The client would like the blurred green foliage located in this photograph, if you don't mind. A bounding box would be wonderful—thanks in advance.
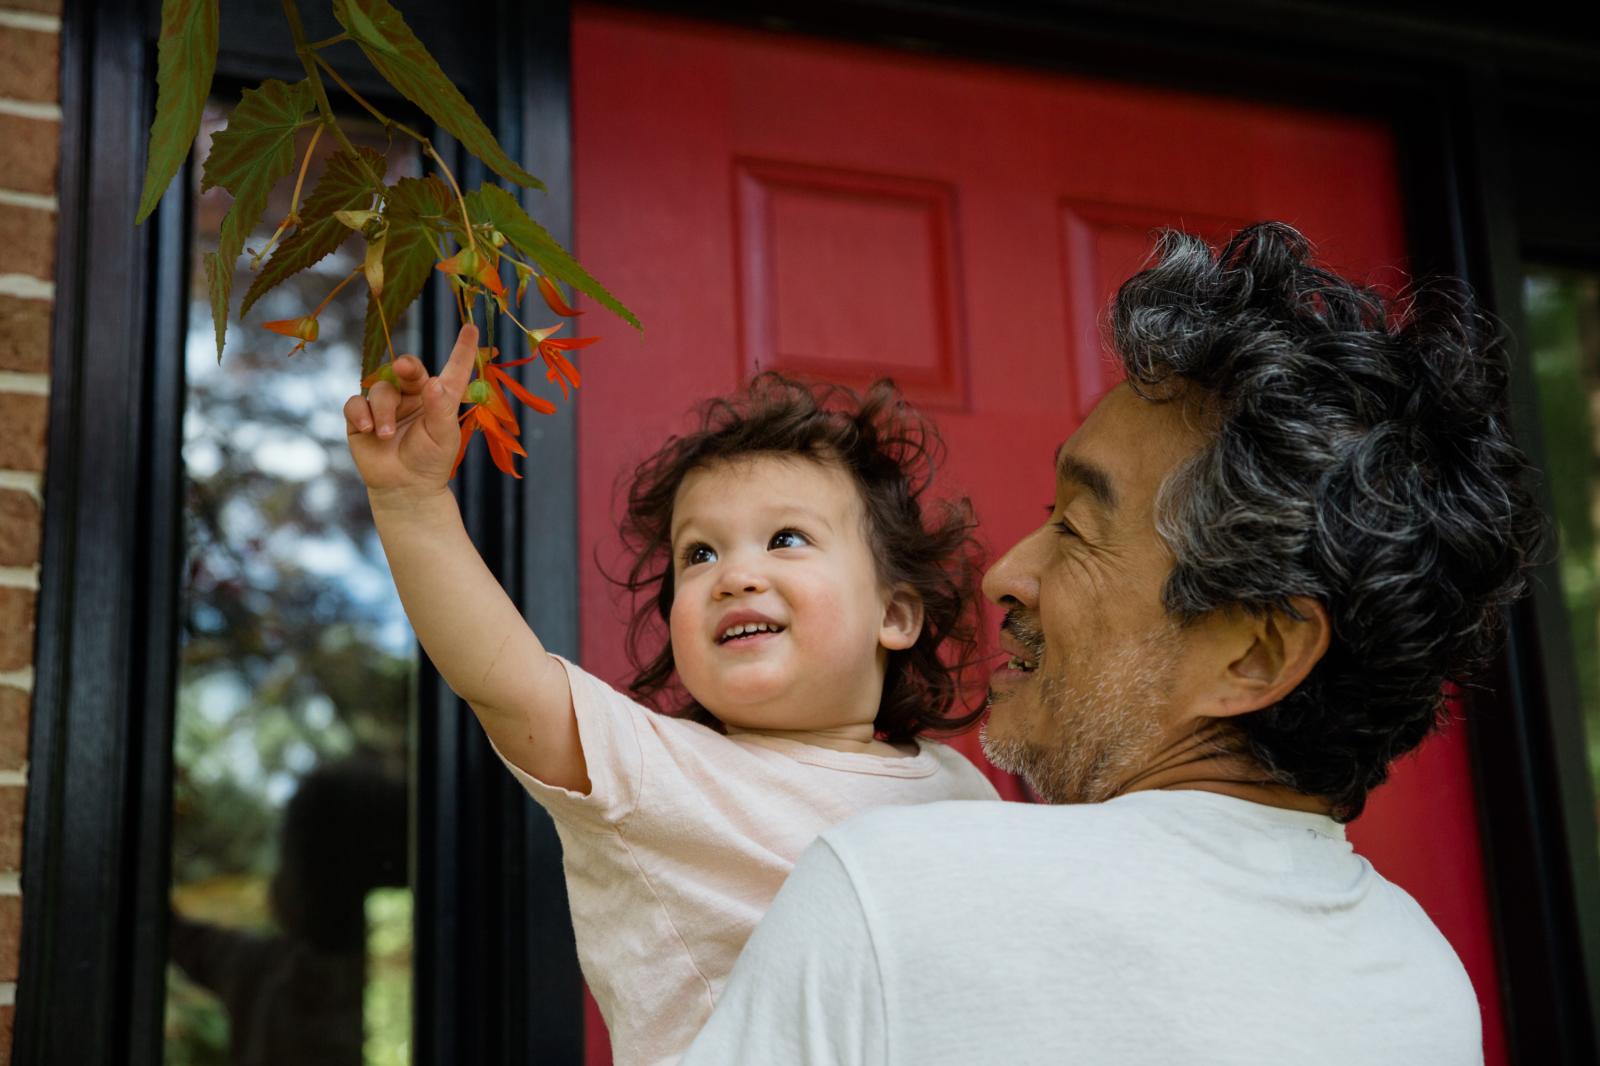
[1526,268,1600,845]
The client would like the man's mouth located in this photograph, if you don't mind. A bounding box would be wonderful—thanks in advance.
[999,610,1045,673]
[717,621,787,644]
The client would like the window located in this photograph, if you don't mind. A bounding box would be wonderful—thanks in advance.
[1524,265,1600,864]
[164,105,420,1065]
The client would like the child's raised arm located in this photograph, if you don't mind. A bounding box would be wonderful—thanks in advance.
[344,325,587,792]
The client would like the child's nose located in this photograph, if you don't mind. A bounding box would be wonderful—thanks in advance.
[712,558,768,598]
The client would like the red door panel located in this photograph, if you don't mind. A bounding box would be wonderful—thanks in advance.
[569,8,1504,1063]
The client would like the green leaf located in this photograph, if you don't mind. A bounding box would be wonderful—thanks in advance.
[361,176,453,377]
[203,252,229,362]
[465,185,641,331]
[201,79,316,357]
[136,0,219,224]
[241,147,386,318]
[330,0,544,191]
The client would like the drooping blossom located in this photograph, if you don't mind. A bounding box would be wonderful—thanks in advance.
[262,315,319,356]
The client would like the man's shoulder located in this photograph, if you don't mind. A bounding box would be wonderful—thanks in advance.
[819,795,1157,876]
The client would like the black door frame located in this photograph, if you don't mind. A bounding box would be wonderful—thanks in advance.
[19,0,1600,1063]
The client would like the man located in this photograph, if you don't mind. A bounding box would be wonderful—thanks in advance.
[679,221,1544,1065]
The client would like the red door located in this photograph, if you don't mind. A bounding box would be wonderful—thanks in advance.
[569,8,1506,1062]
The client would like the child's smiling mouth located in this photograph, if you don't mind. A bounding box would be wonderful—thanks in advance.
[715,611,788,644]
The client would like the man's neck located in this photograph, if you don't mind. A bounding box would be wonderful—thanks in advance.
[1116,721,1335,817]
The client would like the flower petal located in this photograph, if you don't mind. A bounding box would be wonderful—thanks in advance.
[537,275,583,317]
[488,364,558,415]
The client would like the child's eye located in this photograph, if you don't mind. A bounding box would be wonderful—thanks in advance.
[681,543,716,567]
[768,529,809,550]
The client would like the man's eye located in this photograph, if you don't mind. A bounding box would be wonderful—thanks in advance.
[682,543,715,567]
[1044,504,1078,540]
[769,529,809,550]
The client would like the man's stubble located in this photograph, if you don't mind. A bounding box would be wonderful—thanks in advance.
[980,624,1181,805]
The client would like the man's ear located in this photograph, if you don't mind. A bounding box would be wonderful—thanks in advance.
[1208,596,1330,719]
[879,584,925,651]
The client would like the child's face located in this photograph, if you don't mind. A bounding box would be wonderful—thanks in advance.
[667,454,920,732]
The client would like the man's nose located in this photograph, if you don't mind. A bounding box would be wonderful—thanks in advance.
[981,529,1043,607]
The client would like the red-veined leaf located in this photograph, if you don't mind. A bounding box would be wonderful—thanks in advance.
[241,147,386,318]
[330,0,543,191]
[200,78,316,357]
[464,184,640,331]
[136,0,218,223]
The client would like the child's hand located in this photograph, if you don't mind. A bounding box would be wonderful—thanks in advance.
[345,325,479,504]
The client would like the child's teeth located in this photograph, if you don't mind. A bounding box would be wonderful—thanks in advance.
[724,622,782,641]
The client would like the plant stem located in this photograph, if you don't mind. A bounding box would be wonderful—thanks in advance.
[305,31,349,50]
[305,52,476,265]
[248,122,324,268]
[280,0,382,188]
[311,266,362,318]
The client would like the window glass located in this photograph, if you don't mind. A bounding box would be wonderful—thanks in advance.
[1525,265,1600,857]
[165,103,420,1066]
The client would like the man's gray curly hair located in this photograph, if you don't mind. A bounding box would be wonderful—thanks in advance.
[1110,221,1548,820]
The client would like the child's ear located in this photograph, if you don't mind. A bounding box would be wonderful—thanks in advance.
[879,584,924,651]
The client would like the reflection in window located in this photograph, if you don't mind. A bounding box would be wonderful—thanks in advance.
[1526,266,1600,858]
[165,105,420,1066]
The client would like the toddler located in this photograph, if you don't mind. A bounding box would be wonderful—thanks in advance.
[344,326,999,1065]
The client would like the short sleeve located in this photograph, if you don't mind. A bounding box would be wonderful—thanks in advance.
[680,838,888,1066]
[488,654,646,828]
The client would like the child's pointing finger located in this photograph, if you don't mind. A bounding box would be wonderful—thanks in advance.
[436,324,479,403]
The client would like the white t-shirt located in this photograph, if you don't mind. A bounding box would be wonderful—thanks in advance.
[492,655,999,1066]
[683,790,1484,1066]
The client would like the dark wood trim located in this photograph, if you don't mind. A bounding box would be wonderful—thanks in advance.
[412,3,585,1063]
[501,2,587,1060]
[16,0,157,1060]
[1443,68,1600,1063]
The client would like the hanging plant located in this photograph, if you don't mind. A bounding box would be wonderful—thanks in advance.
[135,0,639,478]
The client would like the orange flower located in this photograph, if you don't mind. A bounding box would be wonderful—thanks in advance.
[538,335,596,401]
[453,399,528,480]
[476,346,557,418]
[262,316,319,356]
[436,245,507,300]
[537,275,583,317]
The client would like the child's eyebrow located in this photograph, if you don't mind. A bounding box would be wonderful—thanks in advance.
[669,503,836,546]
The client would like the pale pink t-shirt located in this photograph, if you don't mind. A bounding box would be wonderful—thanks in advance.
[492,654,999,1066]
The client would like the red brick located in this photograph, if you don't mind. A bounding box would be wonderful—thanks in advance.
[0,393,46,472]
[0,491,38,569]
[0,295,50,374]
[0,688,26,771]
[0,895,19,981]
[0,28,58,103]
[0,589,34,674]
[0,204,53,282]
[0,1003,12,1066]
[0,787,22,873]
[0,113,59,196]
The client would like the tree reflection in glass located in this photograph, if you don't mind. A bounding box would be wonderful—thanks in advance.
[1526,266,1600,864]
[166,104,420,1066]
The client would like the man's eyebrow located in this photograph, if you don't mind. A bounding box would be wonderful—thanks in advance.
[1053,444,1119,512]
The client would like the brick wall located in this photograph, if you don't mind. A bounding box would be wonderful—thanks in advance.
[0,0,59,1059]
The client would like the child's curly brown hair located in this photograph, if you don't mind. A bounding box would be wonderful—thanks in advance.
[615,372,986,743]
